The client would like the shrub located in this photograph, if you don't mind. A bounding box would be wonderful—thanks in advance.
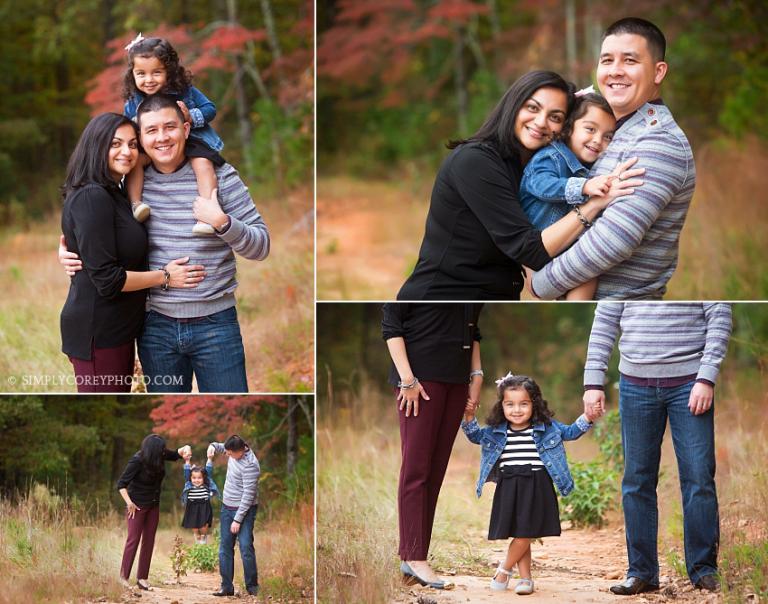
[184,542,218,572]
[560,460,617,528]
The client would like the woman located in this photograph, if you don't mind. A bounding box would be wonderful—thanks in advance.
[398,70,640,300]
[60,113,205,392]
[382,303,484,589]
[117,434,191,590]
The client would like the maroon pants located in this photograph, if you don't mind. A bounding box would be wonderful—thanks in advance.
[397,381,468,560]
[120,504,160,581]
[69,340,135,393]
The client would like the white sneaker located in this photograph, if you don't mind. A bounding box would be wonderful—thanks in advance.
[514,578,534,595]
[192,221,216,235]
[132,202,151,222]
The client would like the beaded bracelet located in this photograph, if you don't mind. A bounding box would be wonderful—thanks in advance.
[573,205,593,229]
[397,377,419,389]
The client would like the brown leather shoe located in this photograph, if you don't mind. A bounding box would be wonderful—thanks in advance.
[609,577,660,595]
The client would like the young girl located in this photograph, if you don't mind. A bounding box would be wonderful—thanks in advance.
[181,449,221,544]
[519,90,618,300]
[462,373,596,595]
[123,34,225,235]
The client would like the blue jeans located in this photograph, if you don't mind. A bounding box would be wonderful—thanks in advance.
[138,307,248,393]
[619,377,718,585]
[219,504,258,592]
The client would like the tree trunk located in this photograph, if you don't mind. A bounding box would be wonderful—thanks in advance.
[565,0,577,82]
[286,398,299,475]
[226,0,254,175]
[454,26,468,136]
[260,0,284,80]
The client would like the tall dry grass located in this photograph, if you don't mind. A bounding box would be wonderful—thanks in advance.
[318,373,768,603]
[317,138,768,300]
[0,189,313,392]
[0,484,314,603]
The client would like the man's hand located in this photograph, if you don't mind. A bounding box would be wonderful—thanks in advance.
[193,188,228,229]
[583,389,605,420]
[230,520,241,535]
[176,100,192,124]
[207,444,216,459]
[58,235,83,276]
[522,266,539,299]
[688,382,714,415]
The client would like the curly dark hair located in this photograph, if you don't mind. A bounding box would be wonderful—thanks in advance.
[189,465,211,489]
[557,92,614,145]
[122,37,193,101]
[485,374,554,427]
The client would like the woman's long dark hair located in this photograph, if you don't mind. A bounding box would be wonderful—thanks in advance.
[138,434,167,477]
[485,374,555,427]
[448,70,576,160]
[122,37,193,100]
[61,113,138,200]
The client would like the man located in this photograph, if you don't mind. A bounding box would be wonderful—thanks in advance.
[583,302,732,595]
[60,94,269,392]
[531,18,694,299]
[208,435,260,597]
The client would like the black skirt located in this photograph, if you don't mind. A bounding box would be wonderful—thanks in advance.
[182,499,213,529]
[488,464,561,539]
[185,137,226,167]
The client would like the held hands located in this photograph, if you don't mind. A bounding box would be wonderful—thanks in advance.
[688,382,714,415]
[178,445,192,459]
[193,188,227,229]
[463,398,477,422]
[583,174,615,197]
[583,389,606,422]
[58,235,82,276]
[398,379,430,418]
[164,257,206,289]
[207,444,216,459]
[588,157,645,210]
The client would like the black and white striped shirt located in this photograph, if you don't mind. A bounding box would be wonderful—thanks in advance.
[500,426,544,470]
[186,485,212,502]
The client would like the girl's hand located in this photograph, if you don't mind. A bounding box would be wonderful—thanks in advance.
[126,501,140,519]
[398,380,429,418]
[463,398,477,422]
[207,444,216,458]
[165,257,206,289]
[58,235,83,276]
[176,100,192,124]
[583,174,615,197]
[178,445,192,459]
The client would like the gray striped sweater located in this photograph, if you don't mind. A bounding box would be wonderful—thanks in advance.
[212,443,260,523]
[584,302,732,386]
[143,161,270,318]
[532,102,695,299]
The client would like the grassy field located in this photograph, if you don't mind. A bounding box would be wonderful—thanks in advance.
[317,137,768,300]
[0,484,314,604]
[317,374,768,603]
[0,188,313,393]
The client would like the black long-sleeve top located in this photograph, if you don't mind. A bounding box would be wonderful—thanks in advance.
[382,303,483,385]
[116,448,183,508]
[398,142,552,300]
[60,183,149,360]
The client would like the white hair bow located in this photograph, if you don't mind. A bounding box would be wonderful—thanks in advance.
[575,84,595,97]
[125,33,145,52]
[495,371,516,386]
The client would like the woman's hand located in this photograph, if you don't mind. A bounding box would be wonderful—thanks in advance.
[126,500,140,519]
[164,257,206,289]
[398,380,429,418]
[58,235,83,276]
[463,398,477,422]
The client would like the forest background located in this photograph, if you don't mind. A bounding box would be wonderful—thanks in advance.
[0,0,314,392]
[0,395,314,603]
[317,0,768,300]
[317,303,768,602]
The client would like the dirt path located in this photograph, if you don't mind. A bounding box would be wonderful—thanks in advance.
[391,526,720,604]
[112,572,261,604]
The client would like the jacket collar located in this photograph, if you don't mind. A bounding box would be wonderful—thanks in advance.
[549,140,588,174]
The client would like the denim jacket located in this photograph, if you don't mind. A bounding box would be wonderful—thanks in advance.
[519,140,590,230]
[181,461,221,505]
[461,413,592,498]
[124,86,224,152]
